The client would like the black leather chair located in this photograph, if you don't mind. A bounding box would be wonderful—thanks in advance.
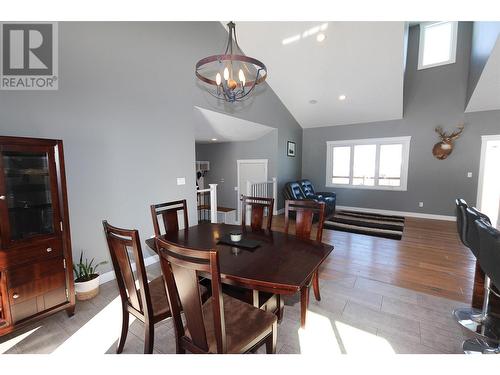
[299,179,337,213]
[456,198,469,248]
[283,180,336,219]
[453,202,500,350]
[283,181,307,201]
[462,220,500,354]
[465,207,490,258]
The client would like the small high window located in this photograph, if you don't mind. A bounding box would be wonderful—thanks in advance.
[418,21,458,70]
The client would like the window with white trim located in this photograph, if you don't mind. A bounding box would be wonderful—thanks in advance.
[418,21,458,70]
[326,137,411,191]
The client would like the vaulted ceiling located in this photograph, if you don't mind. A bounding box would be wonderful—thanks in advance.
[233,22,407,128]
[194,106,275,143]
[466,35,500,113]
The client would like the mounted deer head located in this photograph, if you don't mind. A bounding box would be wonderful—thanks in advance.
[432,124,464,160]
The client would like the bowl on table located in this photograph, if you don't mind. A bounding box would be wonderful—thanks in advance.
[230,231,242,242]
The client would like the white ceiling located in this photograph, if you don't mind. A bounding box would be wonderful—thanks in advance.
[194,106,275,143]
[233,22,407,128]
[466,36,500,113]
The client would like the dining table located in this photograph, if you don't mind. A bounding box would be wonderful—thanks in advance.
[145,222,334,328]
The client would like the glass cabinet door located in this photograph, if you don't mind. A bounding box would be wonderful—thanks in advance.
[0,147,60,243]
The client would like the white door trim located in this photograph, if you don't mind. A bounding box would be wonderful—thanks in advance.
[236,159,269,222]
[476,134,500,210]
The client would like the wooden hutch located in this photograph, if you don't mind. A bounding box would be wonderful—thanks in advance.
[0,136,75,336]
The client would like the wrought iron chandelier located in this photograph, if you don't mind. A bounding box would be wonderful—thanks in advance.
[195,22,268,102]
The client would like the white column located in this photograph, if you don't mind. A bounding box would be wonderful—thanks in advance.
[245,181,252,224]
[209,184,218,224]
[272,177,278,214]
[246,180,252,196]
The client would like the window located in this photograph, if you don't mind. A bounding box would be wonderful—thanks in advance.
[326,136,411,191]
[418,21,458,70]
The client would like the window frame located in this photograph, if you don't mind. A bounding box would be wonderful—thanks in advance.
[325,136,411,191]
[417,21,458,70]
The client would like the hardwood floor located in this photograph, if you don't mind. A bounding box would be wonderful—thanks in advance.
[1,215,475,354]
[271,215,475,303]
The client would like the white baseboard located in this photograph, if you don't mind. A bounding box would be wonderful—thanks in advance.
[98,254,160,285]
[336,205,455,222]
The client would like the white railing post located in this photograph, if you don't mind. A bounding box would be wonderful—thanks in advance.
[246,180,252,196]
[272,177,278,215]
[209,184,218,224]
[245,180,252,224]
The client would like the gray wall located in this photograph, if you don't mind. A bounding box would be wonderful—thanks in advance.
[302,22,500,217]
[0,22,301,273]
[195,130,278,208]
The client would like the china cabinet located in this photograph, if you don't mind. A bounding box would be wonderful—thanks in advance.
[0,136,75,336]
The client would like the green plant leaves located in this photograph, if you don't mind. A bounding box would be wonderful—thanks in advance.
[73,250,108,282]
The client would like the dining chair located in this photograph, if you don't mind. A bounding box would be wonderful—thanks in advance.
[284,200,326,320]
[156,236,277,354]
[150,199,189,237]
[103,221,171,354]
[241,195,274,232]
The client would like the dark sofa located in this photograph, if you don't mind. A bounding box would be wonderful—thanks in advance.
[283,179,336,218]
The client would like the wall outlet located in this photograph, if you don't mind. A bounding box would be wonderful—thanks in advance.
[220,178,225,183]
[467,172,473,178]
[176,177,186,185]
[418,202,424,207]
[234,186,238,191]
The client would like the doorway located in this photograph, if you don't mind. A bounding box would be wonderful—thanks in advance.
[477,135,500,228]
[237,159,268,223]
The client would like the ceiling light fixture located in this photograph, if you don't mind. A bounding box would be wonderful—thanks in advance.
[195,22,268,103]
[309,99,318,104]
[211,138,218,141]
[338,95,347,101]
[316,33,326,42]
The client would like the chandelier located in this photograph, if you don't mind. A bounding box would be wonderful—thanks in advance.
[195,22,268,102]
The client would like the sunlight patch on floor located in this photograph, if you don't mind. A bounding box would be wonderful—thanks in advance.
[297,311,395,354]
[53,296,136,354]
[297,311,342,354]
[334,321,395,354]
[0,326,42,354]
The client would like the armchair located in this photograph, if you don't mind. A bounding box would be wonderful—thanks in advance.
[283,180,336,219]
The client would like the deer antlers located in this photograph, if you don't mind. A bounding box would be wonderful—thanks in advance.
[435,124,464,141]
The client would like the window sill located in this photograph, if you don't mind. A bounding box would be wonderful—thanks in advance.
[325,183,407,192]
[417,59,456,70]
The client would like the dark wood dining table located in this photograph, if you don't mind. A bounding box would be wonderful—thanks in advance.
[145,222,334,328]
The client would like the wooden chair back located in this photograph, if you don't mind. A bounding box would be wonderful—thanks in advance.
[103,221,152,319]
[241,195,274,232]
[150,199,189,237]
[284,200,326,242]
[156,237,226,354]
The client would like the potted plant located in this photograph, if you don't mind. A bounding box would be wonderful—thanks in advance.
[73,251,107,301]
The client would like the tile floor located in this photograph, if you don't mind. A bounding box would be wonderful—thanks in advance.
[0,262,476,354]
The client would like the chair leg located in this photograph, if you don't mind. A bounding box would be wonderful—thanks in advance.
[266,321,278,354]
[312,271,321,301]
[276,294,284,322]
[174,333,186,354]
[144,321,155,354]
[117,310,129,354]
[66,305,75,317]
[300,285,310,328]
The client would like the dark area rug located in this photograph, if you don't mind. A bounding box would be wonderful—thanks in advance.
[324,210,405,240]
